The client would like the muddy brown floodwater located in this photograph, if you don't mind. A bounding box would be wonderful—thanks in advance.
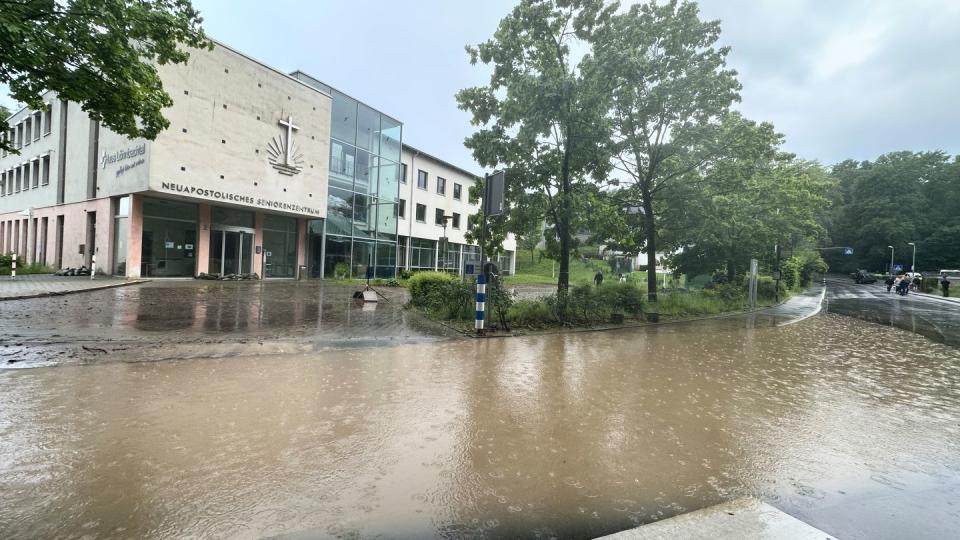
[1,312,959,539]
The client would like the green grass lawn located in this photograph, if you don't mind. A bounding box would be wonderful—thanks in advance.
[506,249,688,290]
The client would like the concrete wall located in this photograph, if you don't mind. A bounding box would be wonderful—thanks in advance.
[0,198,111,269]
[147,43,332,220]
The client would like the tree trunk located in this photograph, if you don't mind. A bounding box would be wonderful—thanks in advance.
[726,259,735,283]
[557,129,573,296]
[642,183,657,303]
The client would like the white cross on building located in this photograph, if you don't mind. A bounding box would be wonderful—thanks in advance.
[278,115,300,166]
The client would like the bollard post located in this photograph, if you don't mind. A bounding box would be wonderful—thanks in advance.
[90,253,96,280]
[475,273,486,334]
[11,253,16,280]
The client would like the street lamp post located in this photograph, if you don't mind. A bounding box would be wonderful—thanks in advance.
[439,214,452,271]
[908,242,916,274]
[888,245,894,275]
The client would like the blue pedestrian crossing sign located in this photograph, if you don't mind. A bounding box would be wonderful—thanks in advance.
[894,264,904,273]
[843,247,854,255]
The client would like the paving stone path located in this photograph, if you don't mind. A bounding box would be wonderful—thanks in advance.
[0,274,145,300]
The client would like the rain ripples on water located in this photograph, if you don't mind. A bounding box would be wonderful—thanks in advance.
[1,313,959,539]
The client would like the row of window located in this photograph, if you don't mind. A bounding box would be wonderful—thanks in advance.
[1,106,53,157]
[0,154,52,196]
[400,163,467,200]
[396,199,464,228]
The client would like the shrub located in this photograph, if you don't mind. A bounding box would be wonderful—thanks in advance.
[407,272,475,320]
[507,300,555,326]
[599,283,645,316]
[781,256,803,290]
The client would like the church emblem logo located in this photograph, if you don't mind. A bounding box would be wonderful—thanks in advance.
[267,115,304,176]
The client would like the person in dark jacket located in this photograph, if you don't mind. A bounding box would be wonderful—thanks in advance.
[885,275,895,292]
[942,274,952,298]
[594,270,604,287]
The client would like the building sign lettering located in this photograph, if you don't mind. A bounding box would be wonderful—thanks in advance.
[160,181,322,216]
[101,144,146,169]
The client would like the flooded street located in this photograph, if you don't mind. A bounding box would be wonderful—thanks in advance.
[2,310,959,539]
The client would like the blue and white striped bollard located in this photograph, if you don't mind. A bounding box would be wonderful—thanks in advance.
[475,273,486,332]
[11,253,16,280]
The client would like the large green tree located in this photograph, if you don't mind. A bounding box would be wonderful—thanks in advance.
[0,0,210,154]
[588,0,741,302]
[457,0,614,294]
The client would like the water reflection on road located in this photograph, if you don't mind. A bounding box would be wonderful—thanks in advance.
[1,312,959,539]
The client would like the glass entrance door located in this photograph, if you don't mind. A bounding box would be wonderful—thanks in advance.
[209,229,254,275]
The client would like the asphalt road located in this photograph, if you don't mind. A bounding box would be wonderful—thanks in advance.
[824,276,960,347]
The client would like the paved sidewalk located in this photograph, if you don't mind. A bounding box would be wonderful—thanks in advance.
[596,498,836,540]
[0,274,146,300]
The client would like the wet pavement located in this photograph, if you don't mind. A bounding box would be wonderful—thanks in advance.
[0,274,145,300]
[2,281,960,538]
[824,276,960,347]
[0,280,454,368]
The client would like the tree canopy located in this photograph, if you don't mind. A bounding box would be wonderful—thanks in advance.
[0,0,210,154]
[456,0,615,294]
[823,151,960,273]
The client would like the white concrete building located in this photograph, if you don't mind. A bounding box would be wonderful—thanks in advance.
[398,144,516,275]
[1,40,513,279]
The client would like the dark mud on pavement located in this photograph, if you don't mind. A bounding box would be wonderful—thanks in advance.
[1,311,958,539]
[0,280,456,367]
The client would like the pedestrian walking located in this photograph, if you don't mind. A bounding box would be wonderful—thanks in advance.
[885,275,895,292]
[912,275,922,292]
[942,274,951,298]
[594,270,604,287]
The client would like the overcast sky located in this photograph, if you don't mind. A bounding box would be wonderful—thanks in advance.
[4,0,959,172]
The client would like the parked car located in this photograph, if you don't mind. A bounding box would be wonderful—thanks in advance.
[852,269,877,284]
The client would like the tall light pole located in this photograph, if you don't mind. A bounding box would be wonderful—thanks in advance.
[888,245,894,275]
[908,242,916,274]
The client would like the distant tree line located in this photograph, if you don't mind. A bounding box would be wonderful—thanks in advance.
[822,152,960,274]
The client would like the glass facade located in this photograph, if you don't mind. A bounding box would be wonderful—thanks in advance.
[296,81,402,279]
[141,198,197,277]
[263,215,298,278]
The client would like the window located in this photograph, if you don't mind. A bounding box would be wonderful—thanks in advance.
[437,177,446,195]
[0,171,5,196]
[15,166,22,192]
[435,208,445,226]
[417,170,428,190]
[398,199,406,219]
[415,203,426,222]
[23,118,31,145]
[452,212,461,229]
[44,106,52,135]
[21,164,29,191]
[400,163,407,184]
[33,112,41,141]
[453,183,462,200]
[41,155,50,185]
[410,238,435,269]
[31,159,39,189]
[15,123,22,148]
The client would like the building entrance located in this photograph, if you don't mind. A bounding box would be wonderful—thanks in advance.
[209,228,254,275]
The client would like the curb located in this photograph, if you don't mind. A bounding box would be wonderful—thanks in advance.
[0,279,149,301]
[440,286,822,339]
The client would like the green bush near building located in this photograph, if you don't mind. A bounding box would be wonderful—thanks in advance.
[0,254,55,276]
